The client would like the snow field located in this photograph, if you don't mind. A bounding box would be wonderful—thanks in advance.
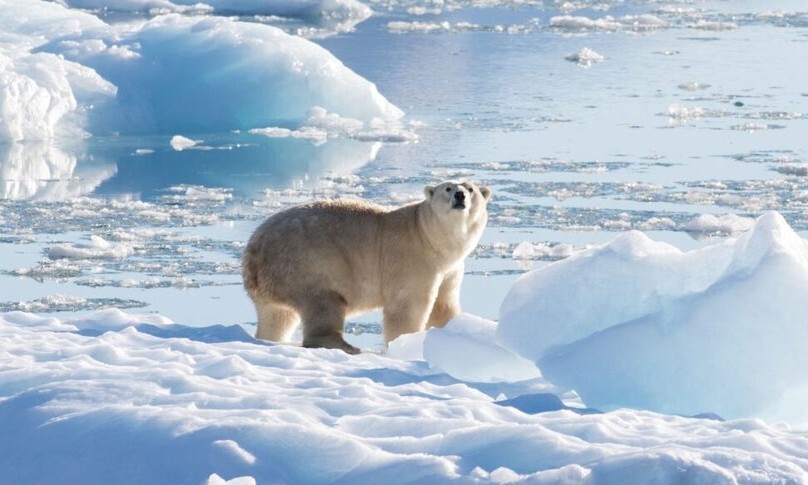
[2,308,807,484]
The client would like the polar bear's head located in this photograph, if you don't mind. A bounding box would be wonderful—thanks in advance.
[421,180,491,259]
[424,180,491,221]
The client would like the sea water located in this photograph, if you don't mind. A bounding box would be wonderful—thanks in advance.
[1,0,806,350]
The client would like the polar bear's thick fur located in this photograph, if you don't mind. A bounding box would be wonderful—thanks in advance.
[242,181,491,354]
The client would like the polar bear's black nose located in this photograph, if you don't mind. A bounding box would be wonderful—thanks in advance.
[454,191,465,201]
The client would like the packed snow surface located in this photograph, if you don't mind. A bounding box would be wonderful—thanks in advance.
[498,212,808,425]
[2,308,808,484]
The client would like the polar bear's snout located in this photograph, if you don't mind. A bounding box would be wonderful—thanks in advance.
[452,190,466,209]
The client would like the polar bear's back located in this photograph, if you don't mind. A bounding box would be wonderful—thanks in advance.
[242,199,395,306]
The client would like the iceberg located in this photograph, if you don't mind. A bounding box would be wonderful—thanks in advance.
[46,14,403,135]
[498,212,808,424]
[1,0,399,140]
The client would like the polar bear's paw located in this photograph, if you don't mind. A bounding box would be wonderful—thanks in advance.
[303,333,361,355]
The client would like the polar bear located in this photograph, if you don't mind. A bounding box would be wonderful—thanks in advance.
[242,180,491,354]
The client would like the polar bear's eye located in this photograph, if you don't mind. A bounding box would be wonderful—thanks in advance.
[445,187,452,192]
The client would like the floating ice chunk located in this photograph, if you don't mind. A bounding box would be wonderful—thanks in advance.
[684,213,755,235]
[499,212,808,423]
[564,47,603,67]
[512,241,575,261]
[677,82,711,91]
[169,135,201,151]
[667,103,704,121]
[775,164,808,176]
[206,474,256,485]
[164,185,233,202]
[550,14,667,33]
[250,107,417,144]
[691,20,737,31]
[48,235,135,260]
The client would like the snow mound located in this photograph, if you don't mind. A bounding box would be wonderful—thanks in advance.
[2,309,808,483]
[498,211,808,424]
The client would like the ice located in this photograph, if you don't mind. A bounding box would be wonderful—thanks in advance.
[51,0,372,33]
[387,20,539,34]
[389,313,541,383]
[564,47,603,67]
[47,235,135,260]
[498,212,808,423]
[2,308,808,483]
[549,14,667,33]
[169,135,200,151]
[512,241,576,261]
[48,14,403,135]
[684,213,756,236]
[251,107,417,145]
[0,294,147,312]
[2,1,401,140]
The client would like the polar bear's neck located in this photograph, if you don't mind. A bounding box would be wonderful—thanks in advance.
[415,202,485,266]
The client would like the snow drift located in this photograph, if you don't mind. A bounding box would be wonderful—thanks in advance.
[498,211,808,424]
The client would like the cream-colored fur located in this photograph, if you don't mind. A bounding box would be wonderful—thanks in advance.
[242,181,491,354]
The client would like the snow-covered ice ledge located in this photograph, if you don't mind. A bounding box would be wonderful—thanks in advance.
[2,212,808,483]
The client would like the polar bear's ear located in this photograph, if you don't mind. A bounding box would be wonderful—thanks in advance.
[424,185,436,198]
[479,185,492,200]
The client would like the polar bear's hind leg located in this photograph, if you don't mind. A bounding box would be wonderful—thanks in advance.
[255,299,299,342]
[299,291,360,355]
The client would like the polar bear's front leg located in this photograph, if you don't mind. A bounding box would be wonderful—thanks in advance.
[426,266,462,329]
[383,281,440,344]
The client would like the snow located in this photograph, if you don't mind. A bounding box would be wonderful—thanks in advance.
[1,0,400,140]
[498,212,808,425]
[2,307,808,484]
